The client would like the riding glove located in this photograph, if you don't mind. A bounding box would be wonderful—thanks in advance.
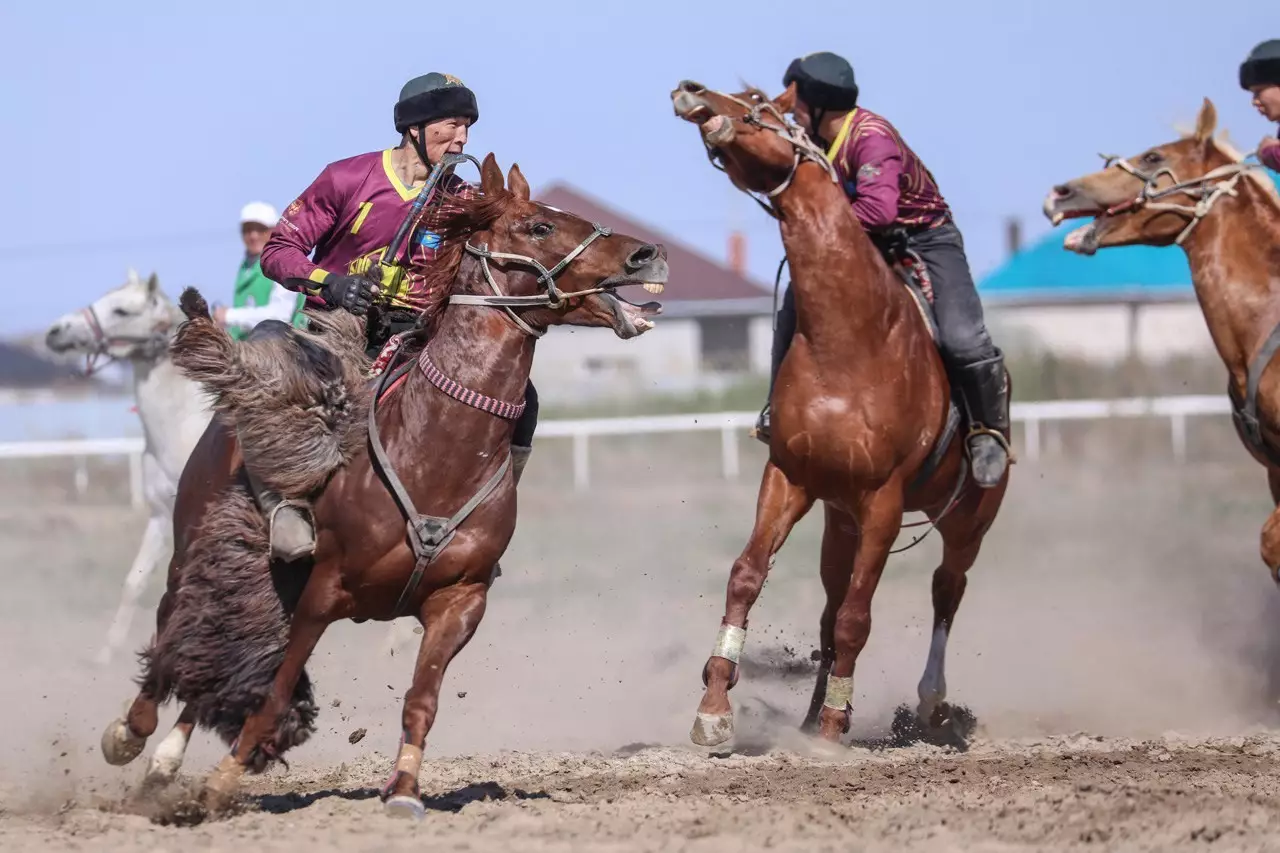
[320,275,377,316]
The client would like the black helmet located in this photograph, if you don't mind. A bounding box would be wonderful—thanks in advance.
[1240,40,1280,90]
[783,52,859,111]
[394,72,479,133]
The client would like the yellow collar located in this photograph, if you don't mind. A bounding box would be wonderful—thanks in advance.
[824,109,858,162]
[382,149,423,202]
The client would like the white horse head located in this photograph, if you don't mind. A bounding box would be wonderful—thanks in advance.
[45,269,180,373]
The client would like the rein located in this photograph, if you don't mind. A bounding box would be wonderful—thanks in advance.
[1097,152,1264,245]
[699,90,837,218]
[77,303,172,375]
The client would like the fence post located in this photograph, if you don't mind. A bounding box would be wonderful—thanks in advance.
[74,455,88,498]
[572,431,590,491]
[128,451,145,510]
[1023,417,1041,463]
[1170,413,1187,463]
[720,425,740,480]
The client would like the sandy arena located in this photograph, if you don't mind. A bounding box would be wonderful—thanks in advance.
[3,428,1280,851]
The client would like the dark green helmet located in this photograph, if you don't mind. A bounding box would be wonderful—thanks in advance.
[1239,39,1280,90]
[394,72,479,133]
[783,51,859,111]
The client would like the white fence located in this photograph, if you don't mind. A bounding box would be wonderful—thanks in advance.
[0,394,1237,503]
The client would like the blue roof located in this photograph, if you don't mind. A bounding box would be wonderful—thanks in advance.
[978,167,1280,302]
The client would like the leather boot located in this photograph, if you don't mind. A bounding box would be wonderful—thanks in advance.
[245,468,315,562]
[755,287,797,445]
[955,351,1013,489]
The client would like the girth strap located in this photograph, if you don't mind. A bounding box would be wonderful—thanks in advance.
[367,350,511,618]
[1230,319,1280,467]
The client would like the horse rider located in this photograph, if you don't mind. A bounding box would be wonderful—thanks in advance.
[213,202,304,340]
[756,51,1012,489]
[255,72,539,561]
[1239,40,1280,172]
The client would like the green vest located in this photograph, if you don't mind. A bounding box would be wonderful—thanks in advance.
[231,255,304,340]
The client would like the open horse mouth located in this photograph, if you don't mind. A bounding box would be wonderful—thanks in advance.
[1043,190,1108,256]
[602,289,663,339]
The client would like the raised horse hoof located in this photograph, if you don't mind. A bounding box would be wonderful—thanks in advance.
[201,756,246,814]
[100,718,146,766]
[690,712,735,751]
[384,795,426,820]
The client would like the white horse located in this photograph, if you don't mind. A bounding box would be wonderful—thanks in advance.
[45,270,212,665]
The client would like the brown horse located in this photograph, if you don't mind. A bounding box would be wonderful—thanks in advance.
[99,154,668,818]
[670,81,1010,747]
[1044,98,1280,580]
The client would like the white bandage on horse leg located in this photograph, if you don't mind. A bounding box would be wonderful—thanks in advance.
[710,623,746,664]
[395,743,424,777]
[823,675,854,712]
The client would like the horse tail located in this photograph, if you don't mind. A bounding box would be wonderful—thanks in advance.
[170,293,373,497]
[137,482,317,770]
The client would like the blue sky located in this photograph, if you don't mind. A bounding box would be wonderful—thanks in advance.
[0,0,1270,335]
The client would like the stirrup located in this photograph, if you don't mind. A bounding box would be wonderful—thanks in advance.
[965,425,1017,464]
[266,499,316,561]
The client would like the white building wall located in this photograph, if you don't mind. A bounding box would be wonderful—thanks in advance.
[988,303,1216,363]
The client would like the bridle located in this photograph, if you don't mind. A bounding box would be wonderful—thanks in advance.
[1095,150,1265,245]
[75,301,172,375]
[697,88,838,219]
[448,221,616,338]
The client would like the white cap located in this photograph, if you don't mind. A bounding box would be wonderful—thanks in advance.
[240,201,279,228]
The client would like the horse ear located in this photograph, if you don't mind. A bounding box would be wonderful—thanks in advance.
[507,163,530,201]
[146,272,159,294]
[1194,98,1217,144]
[774,83,796,114]
[480,153,505,196]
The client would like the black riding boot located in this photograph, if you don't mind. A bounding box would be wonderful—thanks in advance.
[755,285,797,444]
[954,349,1013,488]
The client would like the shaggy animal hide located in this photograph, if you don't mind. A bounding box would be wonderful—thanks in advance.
[137,482,317,769]
[171,287,374,497]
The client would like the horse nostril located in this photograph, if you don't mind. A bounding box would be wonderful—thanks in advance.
[625,244,659,271]
[1053,184,1075,199]
[678,80,706,94]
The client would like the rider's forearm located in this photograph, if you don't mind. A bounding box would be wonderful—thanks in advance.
[261,168,343,293]
[222,285,301,331]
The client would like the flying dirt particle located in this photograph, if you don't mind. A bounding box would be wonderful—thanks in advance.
[331,699,341,708]
[457,692,468,699]
[348,728,367,745]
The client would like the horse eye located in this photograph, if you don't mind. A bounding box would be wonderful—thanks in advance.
[1142,151,1163,165]
[530,222,555,238]
[112,307,130,317]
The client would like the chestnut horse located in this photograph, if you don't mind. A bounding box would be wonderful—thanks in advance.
[100,154,668,818]
[670,81,1010,747]
[1045,98,1280,581]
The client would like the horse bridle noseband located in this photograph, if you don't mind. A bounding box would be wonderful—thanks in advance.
[1095,151,1264,245]
[77,302,172,374]
[698,89,838,218]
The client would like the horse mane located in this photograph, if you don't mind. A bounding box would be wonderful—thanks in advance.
[1174,129,1280,202]
[412,183,514,305]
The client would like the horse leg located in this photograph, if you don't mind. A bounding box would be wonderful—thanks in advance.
[691,462,814,748]
[97,510,170,665]
[1261,469,1280,584]
[815,484,905,742]
[913,471,1005,736]
[382,582,489,820]
[102,554,184,767]
[201,581,333,811]
[142,704,197,786]
[801,504,859,732]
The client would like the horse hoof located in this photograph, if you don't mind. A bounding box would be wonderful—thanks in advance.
[384,795,426,820]
[690,712,735,750]
[101,718,146,766]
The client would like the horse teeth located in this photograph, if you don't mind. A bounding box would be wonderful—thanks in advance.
[643,282,665,294]
[1051,212,1064,226]
[635,317,655,331]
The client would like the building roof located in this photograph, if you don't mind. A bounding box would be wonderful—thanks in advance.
[978,167,1280,305]
[535,183,771,303]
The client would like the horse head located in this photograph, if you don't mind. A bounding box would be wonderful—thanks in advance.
[1043,98,1274,254]
[446,154,668,339]
[670,80,832,211]
[46,269,178,371]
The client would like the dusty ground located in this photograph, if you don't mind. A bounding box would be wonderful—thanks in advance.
[4,435,1280,851]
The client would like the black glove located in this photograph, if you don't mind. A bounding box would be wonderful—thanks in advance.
[319,275,377,316]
